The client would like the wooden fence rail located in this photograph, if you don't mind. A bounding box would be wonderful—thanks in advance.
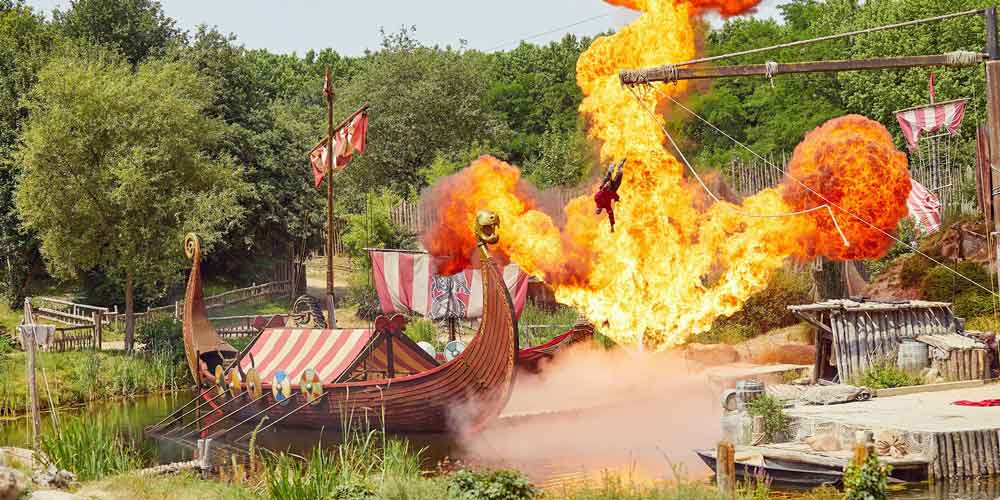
[106,280,293,331]
[31,297,113,327]
[51,324,96,352]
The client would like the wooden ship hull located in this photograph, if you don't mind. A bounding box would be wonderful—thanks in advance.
[181,214,519,434]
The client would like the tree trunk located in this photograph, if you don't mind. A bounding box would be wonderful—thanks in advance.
[124,271,135,353]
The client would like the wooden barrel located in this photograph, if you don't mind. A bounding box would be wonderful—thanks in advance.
[897,340,929,372]
[736,379,765,409]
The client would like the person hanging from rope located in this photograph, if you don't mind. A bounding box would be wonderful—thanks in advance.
[594,158,625,232]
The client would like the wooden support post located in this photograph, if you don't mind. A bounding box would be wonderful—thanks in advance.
[385,332,395,379]
[986,7,999,61]
[716,441,735,496]
[987,61,1000,234]
[94,310,103,351]
[20,326,41,449]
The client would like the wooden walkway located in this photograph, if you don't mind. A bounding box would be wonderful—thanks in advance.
[786,383,1000,479]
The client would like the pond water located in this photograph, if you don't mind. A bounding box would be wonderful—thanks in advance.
[1,394,999,499]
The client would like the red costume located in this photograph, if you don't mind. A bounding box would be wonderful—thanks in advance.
[594,159,625,232]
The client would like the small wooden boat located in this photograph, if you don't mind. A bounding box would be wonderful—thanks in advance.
[695,448,843,488]
[182,210,518,433]
[517,323,593,373]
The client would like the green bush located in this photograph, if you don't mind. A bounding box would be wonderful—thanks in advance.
[701,268,810,343]
[692,323,754,345]
[864,218,918,279]
[136,316,185,362]
[448,469,537,500]
[0,334,16,354]
[966,315,1000,332]
[898,254,932,288]
[341,190,416,262]
[745,394,789,443]
[853,361,921,390]
[404,317,440,349]
[920,262,992,302]
[41,416,145,481]
[952,291,996,319]
[843,452,890,500]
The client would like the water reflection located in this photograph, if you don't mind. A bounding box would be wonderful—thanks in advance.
[3,394,1000,500]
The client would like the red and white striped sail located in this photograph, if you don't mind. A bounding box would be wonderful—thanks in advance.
[907,178,942,234]
[895,99,967,150]
[369,250,529,320]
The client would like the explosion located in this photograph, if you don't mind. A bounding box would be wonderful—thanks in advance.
[421,0,911,350]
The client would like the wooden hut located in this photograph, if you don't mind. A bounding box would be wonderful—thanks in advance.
[788,299,958,383]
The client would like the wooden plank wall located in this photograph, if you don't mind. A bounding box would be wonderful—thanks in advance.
[930,430,1000,479]
[831,306,953,382]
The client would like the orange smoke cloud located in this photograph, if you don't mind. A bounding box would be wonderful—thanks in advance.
[782,115,911,261]
[421,1,910,350]
[605,0,760,17]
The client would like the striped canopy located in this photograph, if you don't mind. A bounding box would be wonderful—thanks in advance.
[369,249,529,320]
[240,329,372,387]
[895,99,967,150]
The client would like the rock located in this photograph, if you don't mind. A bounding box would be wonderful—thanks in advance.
[804,434,842,452]
[750,344,815,365]
[0,448,41,470]
[920,367,944,385]
[0,466,30,500]
[684,343,739,366]
[26,491,83,500]
[32,466,75,489]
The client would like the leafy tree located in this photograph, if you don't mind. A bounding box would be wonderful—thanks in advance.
[0,1,52,306]
[332,28,510,209]
[16,52,248,350]
[53,0,181,65]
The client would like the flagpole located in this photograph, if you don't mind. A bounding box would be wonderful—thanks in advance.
[325,66,337,327]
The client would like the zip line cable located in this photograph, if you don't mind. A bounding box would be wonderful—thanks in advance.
[624,84,850,247]
[627,82,1000,299]
[484,12,614,52]
[661,9,985,69]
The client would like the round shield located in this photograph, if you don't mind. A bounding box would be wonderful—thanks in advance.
[213,365,226,396]
[228,369,242,396]
[417,341,436,359]
[245,368,262,399]
[272,370,292,405]
[299,368,322,405]
[444,340,467,362]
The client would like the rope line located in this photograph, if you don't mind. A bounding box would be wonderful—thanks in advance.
[484,13,614,51]
[638,83,1000,299]
[663,9,985,69]
[625,85,850,247]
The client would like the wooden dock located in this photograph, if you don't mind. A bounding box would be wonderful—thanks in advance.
[785,383,1000,479]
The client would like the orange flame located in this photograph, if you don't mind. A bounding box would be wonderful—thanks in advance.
[781,115,911,261]
[421,0,910,350]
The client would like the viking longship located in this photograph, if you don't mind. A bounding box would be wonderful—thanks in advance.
[368,248,592,370]
[180,211,518,433]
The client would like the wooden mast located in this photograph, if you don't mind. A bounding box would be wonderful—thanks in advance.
[324,66,336,326]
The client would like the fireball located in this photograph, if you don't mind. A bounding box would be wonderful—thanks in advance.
[421,0,910,350]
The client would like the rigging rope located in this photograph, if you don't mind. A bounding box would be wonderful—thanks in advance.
[634,83,1000,299]
[661,9,985,69]
[625,84,850,247]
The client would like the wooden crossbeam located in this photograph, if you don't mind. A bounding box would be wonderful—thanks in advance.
[619,53,987,85]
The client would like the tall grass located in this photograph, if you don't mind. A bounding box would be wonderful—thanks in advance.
[265,427,426,500]
[557,472,773,500]
[40,416,145,481]
[0,351,188,415]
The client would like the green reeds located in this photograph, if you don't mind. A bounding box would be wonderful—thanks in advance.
[40,416,145,481]
[264,422,427,500]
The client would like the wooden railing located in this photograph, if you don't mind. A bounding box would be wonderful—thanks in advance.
[209,314,285,339]
[106,280,293,331]
[30,297,113,327]
[51,324,97,352]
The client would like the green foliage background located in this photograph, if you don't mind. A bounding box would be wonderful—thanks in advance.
[0,0,995,319]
